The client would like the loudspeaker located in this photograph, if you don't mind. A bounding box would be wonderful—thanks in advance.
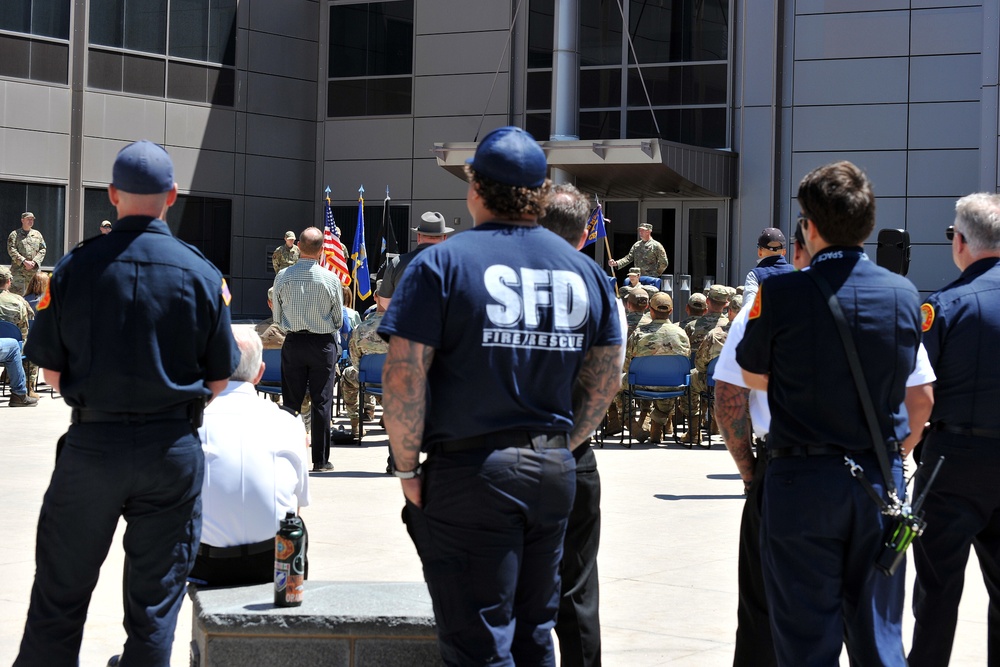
[876,228,910,276]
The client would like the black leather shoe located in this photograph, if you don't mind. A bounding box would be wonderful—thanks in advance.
[311,462,334,472]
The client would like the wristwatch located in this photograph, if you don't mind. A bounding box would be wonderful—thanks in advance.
[392,463,422,479]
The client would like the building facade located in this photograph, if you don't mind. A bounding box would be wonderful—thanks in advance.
[1,0,995,317]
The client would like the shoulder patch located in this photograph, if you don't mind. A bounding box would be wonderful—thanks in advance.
[37,282,51,311]
[747,285,762,320]
[221,279,232,307]
[920,302,935,332]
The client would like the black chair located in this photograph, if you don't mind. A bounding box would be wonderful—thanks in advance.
[697,356,720,448]
[357,353,386,441]
[622,355,692,448]
[255,348,283,401]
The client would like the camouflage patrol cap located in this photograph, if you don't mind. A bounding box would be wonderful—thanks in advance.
[0,266,11,282]
[641,284,659,299]
[21,212,35,219]
[707,284,730,303]
[627,290,649,306]
[284,231,295,240]
[688,293,708,310]
[638,222,653,231]
[650,293,673,313]
[627,267,641,276]
[729,294,743,311]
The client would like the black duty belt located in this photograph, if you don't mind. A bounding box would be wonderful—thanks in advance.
[768,442,899,460]
[71,405,192,424]
[197,538,273,560]
[931,422,1000,439]
[290,330,334,336]
[436,430,569,455]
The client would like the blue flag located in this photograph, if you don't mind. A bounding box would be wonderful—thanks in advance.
[352,189,372,300]
[583,205,607,248]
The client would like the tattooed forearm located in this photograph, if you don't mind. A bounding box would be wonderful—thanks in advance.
[715,380,756,481]
[570,344,625,449]
[383,336,435,468]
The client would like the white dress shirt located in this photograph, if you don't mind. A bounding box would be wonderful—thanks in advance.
[198,381,310,547]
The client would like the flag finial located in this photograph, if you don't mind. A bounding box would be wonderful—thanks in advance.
[324,185,331,196]
[386,185,390,199]
[359,185,365,195]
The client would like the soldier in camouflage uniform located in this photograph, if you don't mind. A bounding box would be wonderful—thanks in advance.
[0,266,38,397]
[690,293,742,406]
[341,306,389,437]
[609,222,668,277]
[680,285,731,429]
[7,212,46,296]
[624,289,651,337]
[272,231,300,274]
[614,293,690,443]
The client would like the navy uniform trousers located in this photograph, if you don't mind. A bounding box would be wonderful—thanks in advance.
[734,449,776,667]
[15,419,202,667]
[555,443,601,667]
[760,451,907,667]
[403,440,576,667]
[910,433,1000,667]
[281,331,337,468]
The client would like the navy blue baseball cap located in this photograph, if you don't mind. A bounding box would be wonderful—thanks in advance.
[467,126,547,188]
[112,140,175,194]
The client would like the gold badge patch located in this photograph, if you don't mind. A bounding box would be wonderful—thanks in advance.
[747,286,762,320]
[920,303,935,332]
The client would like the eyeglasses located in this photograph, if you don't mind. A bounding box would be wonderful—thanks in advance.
[946,225,963,242]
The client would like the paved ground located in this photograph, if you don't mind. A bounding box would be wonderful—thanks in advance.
[0,389,989,666]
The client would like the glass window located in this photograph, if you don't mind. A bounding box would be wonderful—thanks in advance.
[580,0,622,66]
[0,180,66,267]
[84,187,118,238]
[626,107,726,148]
[169,0,235,65]
[525,112,550,142]
[90,0,167,53]
[579,110,621,140]
[167,195,232,275]
[580,67,621,108]
[123,53,164,96]
[628,0,728,64]
[527,0,553,69]
[29,39,69,83]
[88,48,123,91]
[627,64,726,106]
[0,1,70,40]
[328,1,413,117]
[526,70,551,111]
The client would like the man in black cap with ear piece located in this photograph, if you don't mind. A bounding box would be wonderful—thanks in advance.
[743,227,791,306]
[376,210,454,307]
[16,140,239,667]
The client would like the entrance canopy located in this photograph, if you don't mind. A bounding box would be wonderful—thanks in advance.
[432,138,737,200]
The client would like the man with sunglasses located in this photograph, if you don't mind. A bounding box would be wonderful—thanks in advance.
[909,193,1000,667]
[736,161,922,666]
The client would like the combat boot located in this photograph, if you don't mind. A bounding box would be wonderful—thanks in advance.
[26,378,39,399]
[364,405,375,422]
[10,393,38,407]
[649,421,663,444]
[606,404,622,436]
[350,418,360,439]
[629,419,649,444]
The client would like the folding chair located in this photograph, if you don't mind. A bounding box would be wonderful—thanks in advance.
[697,356,720,448]
[357,353,386,441]
[622,354,692,448]
[255,348,283,401]
[334,331,352,416]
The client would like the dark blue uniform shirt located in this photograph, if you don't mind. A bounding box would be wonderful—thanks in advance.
[379,222,622,444]
[24,215,239,412]
[922,256,1000,430]
[749,253,792,285]
[736,247,921,451]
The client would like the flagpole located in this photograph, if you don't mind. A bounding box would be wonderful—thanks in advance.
[595,196,619,298]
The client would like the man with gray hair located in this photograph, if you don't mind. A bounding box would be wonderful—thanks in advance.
[910,192,1000,667]
[190,326,310,587]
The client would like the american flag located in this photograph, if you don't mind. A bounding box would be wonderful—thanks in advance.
[322,200,351,286]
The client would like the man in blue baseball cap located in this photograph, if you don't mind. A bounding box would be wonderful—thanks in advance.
[380,126,623,665]
[15,140,239,667]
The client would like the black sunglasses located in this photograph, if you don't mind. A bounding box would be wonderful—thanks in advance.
[946,225,962,242]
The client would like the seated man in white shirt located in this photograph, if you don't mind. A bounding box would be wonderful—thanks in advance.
[189,326,311,586]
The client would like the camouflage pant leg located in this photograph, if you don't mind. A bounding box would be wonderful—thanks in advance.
[300,393,312,432]
[23,359,37,388]
[650,398,677,424]
[9,268,34,296]
[342,366,360,419]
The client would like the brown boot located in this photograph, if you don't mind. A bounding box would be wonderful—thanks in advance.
[9,393,38,407]
[649,421,663,444]
[606,404,622,436]
[630,419,649,444]
[350,418,360,438]
[26,378,39,399]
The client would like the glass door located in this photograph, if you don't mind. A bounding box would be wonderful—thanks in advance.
[640,198,729,291]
